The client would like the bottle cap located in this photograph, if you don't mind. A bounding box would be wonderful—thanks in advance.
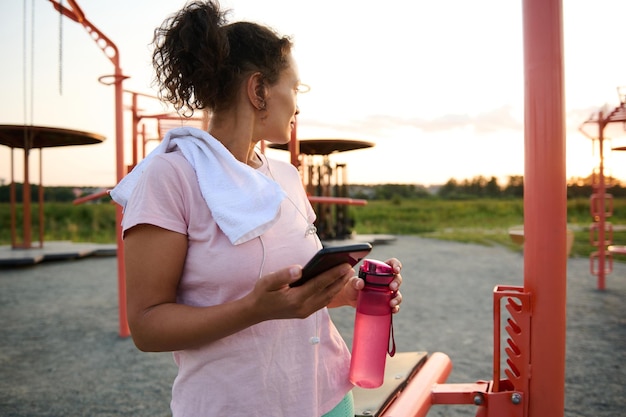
[359,259,394,285]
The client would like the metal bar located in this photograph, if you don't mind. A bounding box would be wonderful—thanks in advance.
[430,382,490,405]
[72,189,109,205]
[114,63,130,338]
[596,126,607,289]
[10,148,16,248]
[38,148,44,248]
[22,146,31,248]
[131,93,138,170]
[50,0,129,337]
[289,118,300,169]
[522,0,567,415]
[492,286,502,393]
[379,352,452,417]
[307,196,367,206]
[608,245,626,254]
[141,124,147,161]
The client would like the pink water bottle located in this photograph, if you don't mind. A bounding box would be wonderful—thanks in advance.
[349,259,395,388]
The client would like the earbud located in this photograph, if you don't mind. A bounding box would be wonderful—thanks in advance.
[309,336,320,345]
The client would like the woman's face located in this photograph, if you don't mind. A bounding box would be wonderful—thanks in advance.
[258,54,301,144]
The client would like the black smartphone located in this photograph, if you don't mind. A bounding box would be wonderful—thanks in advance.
[289,243,373,287]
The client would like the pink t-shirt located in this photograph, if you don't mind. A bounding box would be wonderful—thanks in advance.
[121,151,352,417]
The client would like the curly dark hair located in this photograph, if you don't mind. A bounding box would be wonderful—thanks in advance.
[152,0,293,117]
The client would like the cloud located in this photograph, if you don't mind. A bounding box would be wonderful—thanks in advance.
[298,105,525,137]
[299,104,626,140]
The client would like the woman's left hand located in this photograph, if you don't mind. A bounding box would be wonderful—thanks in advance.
[328,257,403,313]
[386,258,403,314]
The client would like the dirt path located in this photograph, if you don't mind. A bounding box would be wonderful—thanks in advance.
[1,236,624,416]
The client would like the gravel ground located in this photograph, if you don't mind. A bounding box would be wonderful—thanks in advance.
[1,235,624,417]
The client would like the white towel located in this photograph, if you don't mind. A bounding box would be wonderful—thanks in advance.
[110,126,286,245]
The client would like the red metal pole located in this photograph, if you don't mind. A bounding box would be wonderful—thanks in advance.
[131,93,139,169]
[38,148,44,248]
[596,127,607,289]
[114,64,130,338]
[22,146,31,248]
[10,148,16,248]
[380,352,453,417]
[141,123,147,161]
[49,0,130,337]
[522,0,566,415]
[289,118,300,168]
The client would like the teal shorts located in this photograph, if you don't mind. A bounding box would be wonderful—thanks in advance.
[322,391,354,417]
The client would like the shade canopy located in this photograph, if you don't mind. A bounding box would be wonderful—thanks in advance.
[269,138,374,155]
[1,124,106,251]
[0,124,105,149]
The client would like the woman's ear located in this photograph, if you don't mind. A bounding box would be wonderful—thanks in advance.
[247,72,267,111]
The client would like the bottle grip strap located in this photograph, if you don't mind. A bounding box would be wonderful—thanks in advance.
[388,314,396,357]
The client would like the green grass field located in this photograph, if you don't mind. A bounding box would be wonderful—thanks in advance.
[351,198,626,259]
[2,198,625,260]
[0,202,117,244]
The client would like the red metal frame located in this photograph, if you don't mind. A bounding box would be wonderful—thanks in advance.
[521,0,567,413]
[50,0,130,337]
[380,286,531,417]
[382,0,567,415]
[379,352,453,416]
[123,90,207,171]
[579,98,626,289]
[7,135,44,250]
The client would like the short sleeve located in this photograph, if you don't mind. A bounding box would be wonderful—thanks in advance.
[121,153,193,237]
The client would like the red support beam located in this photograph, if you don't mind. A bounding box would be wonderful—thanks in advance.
[380,352,452,417]
[522,0,567,415]
[50,0,130,338]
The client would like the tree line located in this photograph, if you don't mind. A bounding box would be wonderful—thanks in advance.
[0,184,109,203]
[1,175,625,203]
[351,175,626,201]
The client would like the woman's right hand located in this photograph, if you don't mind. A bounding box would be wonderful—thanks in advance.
[125,223,352,352]
[247,263,354,321]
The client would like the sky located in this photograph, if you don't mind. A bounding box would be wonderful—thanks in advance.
[1,0,626,188]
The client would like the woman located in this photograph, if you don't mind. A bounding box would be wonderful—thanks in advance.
[111,1,403,416]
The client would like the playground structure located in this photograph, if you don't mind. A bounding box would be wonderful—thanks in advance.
[42,0,569,415]
[0,125,104,249]
[269,138,373,240]
[579,90,626,290]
